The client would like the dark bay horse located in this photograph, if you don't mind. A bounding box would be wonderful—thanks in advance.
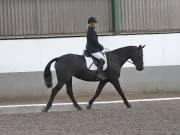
[42,45,145,112]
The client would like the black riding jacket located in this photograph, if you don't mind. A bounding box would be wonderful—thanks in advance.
[86,26,104,53]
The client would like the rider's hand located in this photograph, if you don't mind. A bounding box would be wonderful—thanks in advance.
[102,49,106,53]
[99,44,104,50]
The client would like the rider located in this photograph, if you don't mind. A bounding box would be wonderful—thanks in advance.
[85,17,106,80]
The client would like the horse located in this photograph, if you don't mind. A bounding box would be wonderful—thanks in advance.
[42,45,145,112]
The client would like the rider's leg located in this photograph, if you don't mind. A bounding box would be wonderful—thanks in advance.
[91,52,106,80]
[91,52,105,61]
[97,58,105,78]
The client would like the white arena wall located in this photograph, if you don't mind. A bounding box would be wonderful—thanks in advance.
[0,33,180,99]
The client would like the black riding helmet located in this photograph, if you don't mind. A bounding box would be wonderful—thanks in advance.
[88,17,97,24]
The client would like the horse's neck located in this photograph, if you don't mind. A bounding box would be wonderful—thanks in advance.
[111,47,132,66]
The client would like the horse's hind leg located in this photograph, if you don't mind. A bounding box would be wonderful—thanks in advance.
[66,78,82,110]
[111,79,131,108]
[42,82,64,112]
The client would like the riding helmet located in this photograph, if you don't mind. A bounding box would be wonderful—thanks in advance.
[88,17,97,24]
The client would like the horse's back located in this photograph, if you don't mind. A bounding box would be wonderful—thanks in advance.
[57,54,84,63]
[55,54,86,71]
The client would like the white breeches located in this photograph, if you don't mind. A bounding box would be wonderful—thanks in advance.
[91,52,105,61]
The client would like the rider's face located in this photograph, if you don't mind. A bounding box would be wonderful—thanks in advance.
[92,22,97,28]
[89,22,97,28]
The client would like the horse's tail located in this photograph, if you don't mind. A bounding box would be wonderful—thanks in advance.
[44,57,59,88]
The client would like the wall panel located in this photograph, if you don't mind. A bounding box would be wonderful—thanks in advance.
[0,0,113,39]
[120,0,180,33]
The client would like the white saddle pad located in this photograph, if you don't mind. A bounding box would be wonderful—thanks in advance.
[84,53,107,71]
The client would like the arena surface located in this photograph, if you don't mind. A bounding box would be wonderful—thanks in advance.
[0,93,180,135]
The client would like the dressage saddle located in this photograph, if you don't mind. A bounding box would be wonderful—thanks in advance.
[83,50,99,67]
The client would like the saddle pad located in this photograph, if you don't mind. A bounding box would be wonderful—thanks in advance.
[84,53,107,71]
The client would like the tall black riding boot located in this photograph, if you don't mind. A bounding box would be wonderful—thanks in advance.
[96,59,106,80]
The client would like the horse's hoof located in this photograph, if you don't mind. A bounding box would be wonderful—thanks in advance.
[86,105,91,110]
[42,107,49,113]
[127,104,132,108]
[77,107,83,111]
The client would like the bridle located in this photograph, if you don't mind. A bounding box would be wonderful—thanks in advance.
[130,49,143,66]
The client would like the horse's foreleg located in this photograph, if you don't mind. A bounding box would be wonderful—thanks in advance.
[111,79,131,108]
[42,82,64,112]
[66,78,82,110]
[87,80,107,110]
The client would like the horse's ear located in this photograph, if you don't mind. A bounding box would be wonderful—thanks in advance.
[138,45,142,50]
[142,45,145,49]
[138,45,145,50]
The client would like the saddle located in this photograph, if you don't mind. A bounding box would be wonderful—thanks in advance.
[83,50,107,70]
[83,50,99,67]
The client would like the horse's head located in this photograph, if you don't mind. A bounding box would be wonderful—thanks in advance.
[130,45,145,71]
